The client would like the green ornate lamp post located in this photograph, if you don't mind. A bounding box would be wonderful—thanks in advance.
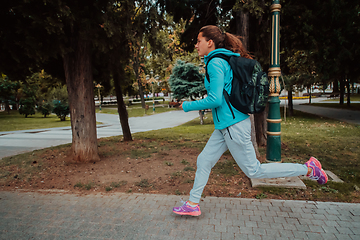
[266,0,282,162]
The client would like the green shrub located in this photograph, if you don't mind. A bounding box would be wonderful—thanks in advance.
[52,100,70,121]
[19,98,36,117]
[38,101,53,117]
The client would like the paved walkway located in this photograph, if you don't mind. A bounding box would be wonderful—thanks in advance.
[0,110,199,159]
[0,191,359,240]
[292,105,360,125]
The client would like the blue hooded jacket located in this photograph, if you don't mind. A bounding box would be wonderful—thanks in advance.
[182,48,249,130]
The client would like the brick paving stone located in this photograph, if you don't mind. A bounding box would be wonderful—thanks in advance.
[260,216,274,223]
[220,219,233,226]
[322,225,339,234]
[320,232,338,240]
[244,221,257,228]
[257,205,270,211]
[242,210,254,216]
[227,226,240,234]
[325,220,340,227]
[207,231,221,239]
[351,227,360,234]
[253,227,266,236]
[250,235,264,240]
[221,232,235,240]
[265,228,281,237]
[335,226,355,235]
[273,216,287,224]
[0,191,359,240]
[246,205,258,211]
[226,213,239,221]
[215,224,227,233]
[256,222,270,229]
[276,211,290,217]
[298,218,311,225]
[309,224,325,233]
[279,229,294,238]
[295,223,311,232]
[233,219,245,227]
[202,224,215,232]
[285,217,299,225]
[239,226,253,234]
[253,210,265,216]
[334,233,354,240]
[249,215,261,222]
[208,218,220,225]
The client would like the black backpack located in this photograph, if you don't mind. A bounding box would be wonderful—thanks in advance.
[205,54,269,116]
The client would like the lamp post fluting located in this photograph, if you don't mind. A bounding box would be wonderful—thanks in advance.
[266,0,282,162]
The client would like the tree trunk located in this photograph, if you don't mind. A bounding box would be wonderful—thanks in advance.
[236,10,264,153]
[236,11,249,49]
[199,110,204,125]
[254,108,267,147]
[63,38,100,162]
[340,79,345,105]
[114,67,132,141]
[5,103,10,114]
[288,87,294,116]
[133,56,146,109]
[250,114,260,158]
[346,79,351,107]
[308,85,312,104]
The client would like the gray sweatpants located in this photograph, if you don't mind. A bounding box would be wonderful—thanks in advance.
[189,118,308,203]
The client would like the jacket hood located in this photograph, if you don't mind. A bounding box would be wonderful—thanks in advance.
[204,48,240,64]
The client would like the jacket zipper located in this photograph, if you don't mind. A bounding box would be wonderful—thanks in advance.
[215,109,220,122]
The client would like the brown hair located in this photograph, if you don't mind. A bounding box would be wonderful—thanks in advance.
[199,25,252,59]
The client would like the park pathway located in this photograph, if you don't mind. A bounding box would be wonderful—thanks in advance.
[0,110,199,159]
[0,190,359,239]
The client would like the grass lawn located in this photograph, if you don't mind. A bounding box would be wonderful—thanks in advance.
[0,110,71,132]
[133,109,360,202]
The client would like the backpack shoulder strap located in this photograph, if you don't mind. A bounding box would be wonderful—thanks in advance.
[204,53,235,119]
[205,54,231,82]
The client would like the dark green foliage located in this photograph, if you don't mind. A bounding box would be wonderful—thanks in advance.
[164,0,231,51]
[0,76,20,112]
[169,60,205,101]
[19,98,36,118]
[282,0,360,81]
[19,84,37,118]
[37,101,53,118]
[52,100,69,121]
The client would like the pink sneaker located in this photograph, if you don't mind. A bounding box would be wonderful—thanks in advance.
[305,157,328,185]
[305,157,322,169]
[173,201,201,216]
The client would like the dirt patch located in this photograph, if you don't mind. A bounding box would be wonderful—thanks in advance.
[1,138,359,202]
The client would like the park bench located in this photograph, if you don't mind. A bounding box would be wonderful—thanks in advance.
[328,93,340,99]
[168,100,180,108]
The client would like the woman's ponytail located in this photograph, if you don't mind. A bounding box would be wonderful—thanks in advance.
[199,25,252,59]
[223,33,252,59]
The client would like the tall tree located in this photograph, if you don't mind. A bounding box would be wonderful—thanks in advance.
[282,0,360,105]
[0,1,115,162]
